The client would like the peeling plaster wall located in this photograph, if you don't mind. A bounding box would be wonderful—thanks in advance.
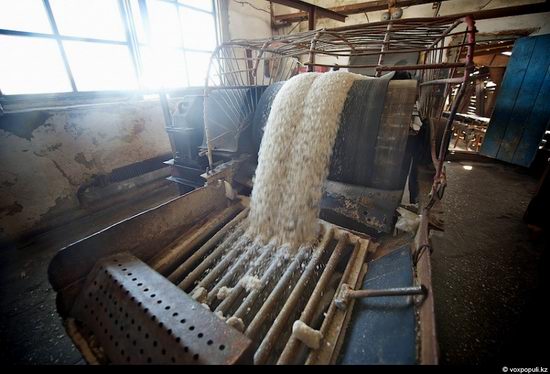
[0,2,273,243]
[0,101,171,242]
[224,0,273,40]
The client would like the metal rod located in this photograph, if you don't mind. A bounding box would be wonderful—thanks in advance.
[420,77,465,86]
[305,240,370,365]
[427,18,462,50]
[307,31,321,72]
[349,285,426,298]
[245,226,334,341]
[150,203,243,275]
[168,208,249,283]
[187,235,249,292]
[233,246,310,321]
[303,41,472,57]
[205,242,271,305]
[415,208,438,364]
[428,15,475,209]
[303,62,466,70]
[214,243,278,314]
[376,22,392,77]
[253,232,347,365]
[277,237,359,364]
[177,220,247,291]
[214,284,245,315]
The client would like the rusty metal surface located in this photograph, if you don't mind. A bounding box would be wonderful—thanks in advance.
[276,233,354,364]
[158,216,375,365]
[321,180,403,234]
[415,209,439,365]
[334,284,426,310]
[305,239,370,365]
[70,252,252,364]
[254,231,347,365]
[49,182,230,293]
[168,208,250,284]
[150,202,244,276]
[168,217,376,365]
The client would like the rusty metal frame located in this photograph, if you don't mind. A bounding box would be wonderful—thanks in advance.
[194,15,476,365]
[48,182,246,315]
[152,215,373,365]
[201,16,476,174]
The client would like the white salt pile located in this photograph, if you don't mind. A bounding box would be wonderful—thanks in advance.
[240,275,262,292]
[216,286,233,300]
[246,71,366,248]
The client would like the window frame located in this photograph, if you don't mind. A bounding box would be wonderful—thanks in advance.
[0,0,219,101]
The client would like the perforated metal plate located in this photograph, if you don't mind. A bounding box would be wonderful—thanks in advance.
[71,252,252,364]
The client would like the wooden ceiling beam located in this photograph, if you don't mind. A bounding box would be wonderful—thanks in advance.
[274,0,550,25]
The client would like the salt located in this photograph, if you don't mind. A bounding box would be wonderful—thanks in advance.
[247,71,365,249]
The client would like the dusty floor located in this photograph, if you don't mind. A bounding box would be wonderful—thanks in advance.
[0,161,547,365]
[431,160,548,366]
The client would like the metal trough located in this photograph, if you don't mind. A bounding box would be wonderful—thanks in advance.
[49,181,436,365]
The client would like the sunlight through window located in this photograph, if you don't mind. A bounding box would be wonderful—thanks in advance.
[0,35,71,94]
[0,0,52,34]
[49,0,126,41]
[0,0,218,94]
[64,41,139,91]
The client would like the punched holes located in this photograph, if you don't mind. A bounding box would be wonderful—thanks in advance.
[85,264,227,364]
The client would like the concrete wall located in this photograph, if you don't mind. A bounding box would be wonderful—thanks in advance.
[273,0,550,35]
[0,101,171,242]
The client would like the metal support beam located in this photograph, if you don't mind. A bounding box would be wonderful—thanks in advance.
[308,6,317,30]
[268,0,346,23]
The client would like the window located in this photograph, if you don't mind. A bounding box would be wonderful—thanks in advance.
[0,35,72,94]
[0,0,218,96]
[134,0,218,89]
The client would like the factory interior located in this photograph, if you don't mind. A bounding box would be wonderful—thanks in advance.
[1,0,549,367]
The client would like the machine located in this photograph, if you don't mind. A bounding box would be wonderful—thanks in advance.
[48,14,476,365]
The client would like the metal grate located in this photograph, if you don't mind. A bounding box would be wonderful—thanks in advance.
[154,212,371,365]
[71,253,252,364]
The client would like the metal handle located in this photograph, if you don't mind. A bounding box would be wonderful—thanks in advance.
[335,283,427,310]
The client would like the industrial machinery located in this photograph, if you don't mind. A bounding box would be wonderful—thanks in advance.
[49,14,475,365]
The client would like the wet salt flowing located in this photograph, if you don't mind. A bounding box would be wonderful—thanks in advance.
[246,71,366,248]
[196,72,367,311]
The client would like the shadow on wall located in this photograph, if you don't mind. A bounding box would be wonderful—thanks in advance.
[0,101,172,244]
